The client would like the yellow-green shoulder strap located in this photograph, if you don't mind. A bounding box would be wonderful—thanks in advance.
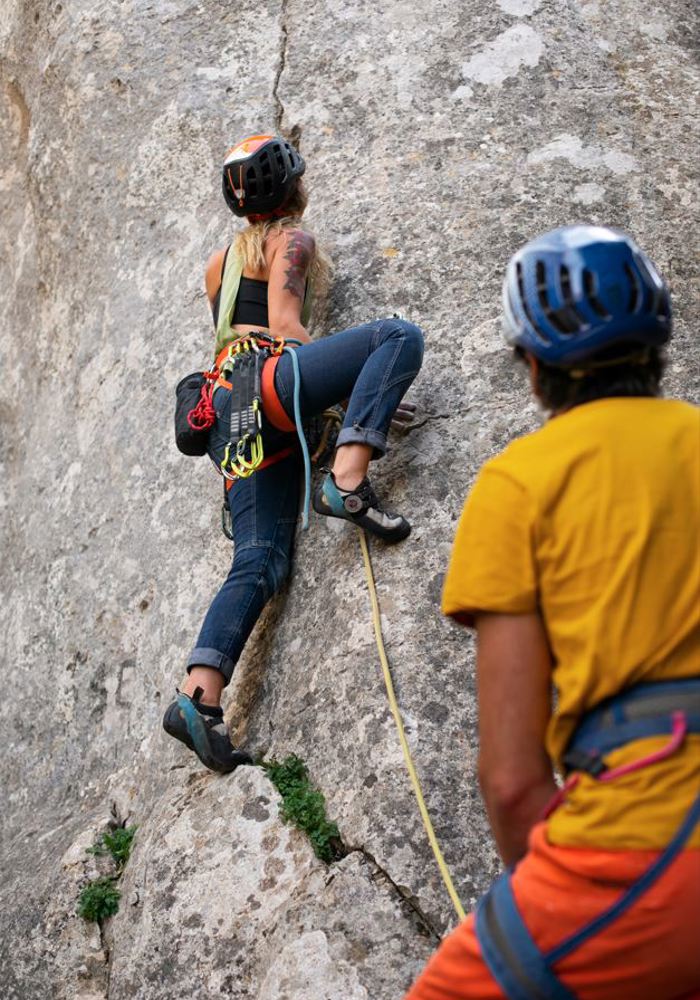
[214,247,243,357]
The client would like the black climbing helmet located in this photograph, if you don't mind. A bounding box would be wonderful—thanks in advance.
[502,225,672,365]
[222,134,306,218]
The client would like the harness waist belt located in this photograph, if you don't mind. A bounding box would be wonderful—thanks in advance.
[566,676,700,760]
[215,340,296,434]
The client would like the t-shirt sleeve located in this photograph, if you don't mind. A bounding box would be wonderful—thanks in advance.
[442,461,538,627]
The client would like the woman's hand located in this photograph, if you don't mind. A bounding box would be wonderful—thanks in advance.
[390,401,417,432]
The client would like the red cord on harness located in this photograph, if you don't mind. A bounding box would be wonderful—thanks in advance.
[188,381,217,431]
[541,711,688,820]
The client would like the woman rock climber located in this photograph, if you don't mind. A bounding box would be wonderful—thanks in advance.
[163,134,424,773]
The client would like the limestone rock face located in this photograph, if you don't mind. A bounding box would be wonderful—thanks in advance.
[1,1,697,997]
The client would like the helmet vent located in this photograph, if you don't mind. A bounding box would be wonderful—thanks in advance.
[274,146,286,173]
[535,261,581,335]
[246,166,258,195]
[623,262,641,312]
[582,268,611,319]
[656,296,670,320]
[516,262,539,335]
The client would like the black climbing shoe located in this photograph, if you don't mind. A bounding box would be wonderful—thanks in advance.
[162,689,253,774]
[313,470,411,543]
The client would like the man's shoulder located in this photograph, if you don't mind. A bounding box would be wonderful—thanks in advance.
[483,420,555,480]
[483,396,700,495]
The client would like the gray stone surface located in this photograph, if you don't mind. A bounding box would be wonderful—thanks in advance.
[1,0,698,996]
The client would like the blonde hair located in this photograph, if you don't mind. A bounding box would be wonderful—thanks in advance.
[232,179,332,329]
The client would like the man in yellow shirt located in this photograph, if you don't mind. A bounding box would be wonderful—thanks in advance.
[406,225,699,1000]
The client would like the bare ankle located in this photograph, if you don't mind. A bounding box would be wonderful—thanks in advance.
[331,443,372,490]
[182,666,224,708]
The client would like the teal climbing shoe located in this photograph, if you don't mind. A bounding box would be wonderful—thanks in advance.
[162,689,253,774]
[313,470,411,543]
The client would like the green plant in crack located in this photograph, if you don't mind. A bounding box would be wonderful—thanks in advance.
[86,825,137,873]
[263,754,344,863]
[77,876,121,922]
[79,824,137,922]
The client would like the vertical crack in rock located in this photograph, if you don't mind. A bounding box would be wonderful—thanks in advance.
[272,0,289,132]
[350,847,443,941]
[100,925,112,1000]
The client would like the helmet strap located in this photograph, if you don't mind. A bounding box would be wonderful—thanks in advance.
[568,347,652,379]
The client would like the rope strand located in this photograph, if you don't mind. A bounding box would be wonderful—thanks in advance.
[358,530,466,921]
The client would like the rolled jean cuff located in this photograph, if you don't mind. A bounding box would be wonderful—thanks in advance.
[187,647,235,685]
[336,426,387,458]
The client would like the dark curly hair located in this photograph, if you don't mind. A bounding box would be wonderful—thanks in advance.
[516,344,666,412]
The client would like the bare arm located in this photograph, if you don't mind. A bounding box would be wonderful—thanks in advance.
[205,248,227,309]
[475,611,557,866]
[266,229,314,343]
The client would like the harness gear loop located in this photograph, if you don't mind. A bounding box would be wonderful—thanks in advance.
[217,339,268,482]
[359,530,466,921]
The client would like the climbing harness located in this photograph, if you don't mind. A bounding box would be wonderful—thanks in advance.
[475,677,700,1000]
[183,332,344,535]
[359,531,466,921]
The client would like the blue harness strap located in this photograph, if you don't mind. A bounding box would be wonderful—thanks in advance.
[476,874,577,1000]
[475,678,700,1000]
[566,677,700,760]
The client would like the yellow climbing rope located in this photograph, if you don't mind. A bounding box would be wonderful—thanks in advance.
[358,530,466,921]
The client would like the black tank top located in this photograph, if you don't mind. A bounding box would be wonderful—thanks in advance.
[212,247,269,329]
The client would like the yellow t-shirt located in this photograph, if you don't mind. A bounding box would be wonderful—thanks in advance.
[442,397,700,850]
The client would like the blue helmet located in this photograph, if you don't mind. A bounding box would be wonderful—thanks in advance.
[502,225,671,365]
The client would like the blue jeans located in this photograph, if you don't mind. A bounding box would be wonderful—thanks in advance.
[188,318,424,683]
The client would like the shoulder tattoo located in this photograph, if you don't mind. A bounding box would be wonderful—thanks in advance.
[282,231,315,300]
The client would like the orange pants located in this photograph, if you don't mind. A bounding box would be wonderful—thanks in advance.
[405,824,700,1000]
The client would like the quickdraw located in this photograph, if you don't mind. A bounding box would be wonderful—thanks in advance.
[216,335,283,481]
